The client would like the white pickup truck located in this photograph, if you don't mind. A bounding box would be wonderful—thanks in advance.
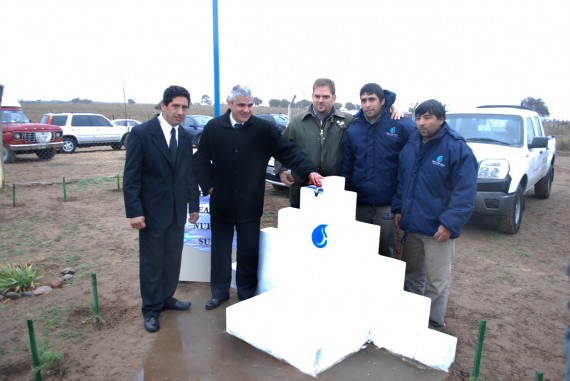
[447,105,556,234]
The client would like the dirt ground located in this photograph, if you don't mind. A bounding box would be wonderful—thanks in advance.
[0,147,568,381]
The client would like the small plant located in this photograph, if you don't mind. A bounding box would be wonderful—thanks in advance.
[81,307,104,327]
[0,263,43,294]
[32,339,64,376]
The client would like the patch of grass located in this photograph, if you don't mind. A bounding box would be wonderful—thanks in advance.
[75,271,93,280]
[54,224,79,242]
[0,245,20,260]
[38,306,70,333]
[58,331,83,339]
[22,235,49,249]
[0,218,52,259]
[70,176,117,195]
[16,219,34,230]
[63,253,82,266]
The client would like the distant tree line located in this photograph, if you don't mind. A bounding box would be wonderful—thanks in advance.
[71,98,93,104]
[20,98,136,104]
[29,95,552,117]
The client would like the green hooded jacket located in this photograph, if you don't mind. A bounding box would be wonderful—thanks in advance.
[276,105,353,206]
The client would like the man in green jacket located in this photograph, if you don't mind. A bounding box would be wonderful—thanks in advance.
[276,78,353,208]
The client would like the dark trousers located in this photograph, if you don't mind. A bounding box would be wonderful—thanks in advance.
[210,216,260,301]
[139,220,185,318]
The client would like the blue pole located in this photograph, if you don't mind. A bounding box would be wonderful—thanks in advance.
[212,0,220,117]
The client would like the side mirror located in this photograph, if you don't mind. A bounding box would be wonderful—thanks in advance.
[528,136,549,149]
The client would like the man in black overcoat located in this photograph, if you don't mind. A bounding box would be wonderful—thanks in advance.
[193,84,322,310]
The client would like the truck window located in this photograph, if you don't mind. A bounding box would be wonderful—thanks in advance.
[532,117,544,137]
[71,115,92,127]
[89,115,112,127]
[526,117,535,145]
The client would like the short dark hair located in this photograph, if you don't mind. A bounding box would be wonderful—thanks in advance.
[162,85,191,106]
[415,99,446,120]
[359,83,385,100]
[313,78,336,94]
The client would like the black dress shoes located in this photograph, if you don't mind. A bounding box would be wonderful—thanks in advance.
[205,297,229,310]
[163,298,192,311]
[144,317,159,332]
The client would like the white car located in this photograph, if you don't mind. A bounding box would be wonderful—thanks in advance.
[447,105,555,233]
[40,113,129,153]
[112,119,141,129]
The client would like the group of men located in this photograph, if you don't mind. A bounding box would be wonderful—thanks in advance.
[123,80,478,334]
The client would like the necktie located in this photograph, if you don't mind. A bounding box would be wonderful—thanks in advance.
[169,127,177,161]
[234,123,243,128]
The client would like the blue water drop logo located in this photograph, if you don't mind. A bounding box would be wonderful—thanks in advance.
[437,155,443,162]
[312,224,328,248]
[390,127,396,134]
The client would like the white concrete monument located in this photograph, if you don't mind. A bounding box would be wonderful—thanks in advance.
[225,176,457,377]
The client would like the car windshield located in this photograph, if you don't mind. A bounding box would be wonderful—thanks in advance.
[447,114,524,147]
[1,110,30,123]
[274,115,288,124]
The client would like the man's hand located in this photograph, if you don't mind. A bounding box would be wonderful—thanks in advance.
[308,172,323,187]
[188,212,199,224]
[433,224,451,242]
[279,170,294,186]
[130,216,146,230]
[389,106,404,120]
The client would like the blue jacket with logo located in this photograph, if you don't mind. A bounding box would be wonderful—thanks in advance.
[341,90,416,206]
[391,122,478,238]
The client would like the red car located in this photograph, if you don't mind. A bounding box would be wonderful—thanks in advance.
[2,102,63,163]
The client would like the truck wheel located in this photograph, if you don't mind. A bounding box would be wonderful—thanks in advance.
[498,185,523,234]
[110,142,123,150]
[61,137,77,154]
[534,166,553,199]
[2,143,15,163]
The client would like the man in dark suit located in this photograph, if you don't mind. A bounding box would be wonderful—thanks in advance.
[123,85,200,333]
[193,84,323,311]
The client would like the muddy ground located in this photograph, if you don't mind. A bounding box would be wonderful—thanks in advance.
[0,147,568,380]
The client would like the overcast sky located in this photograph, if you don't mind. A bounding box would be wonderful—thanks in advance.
[2,0,569,119]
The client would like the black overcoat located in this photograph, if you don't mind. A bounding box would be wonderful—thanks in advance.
[193,110,316,223]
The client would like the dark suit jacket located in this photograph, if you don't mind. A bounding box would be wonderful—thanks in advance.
[123,115,200,229]
[193,110,316,223]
